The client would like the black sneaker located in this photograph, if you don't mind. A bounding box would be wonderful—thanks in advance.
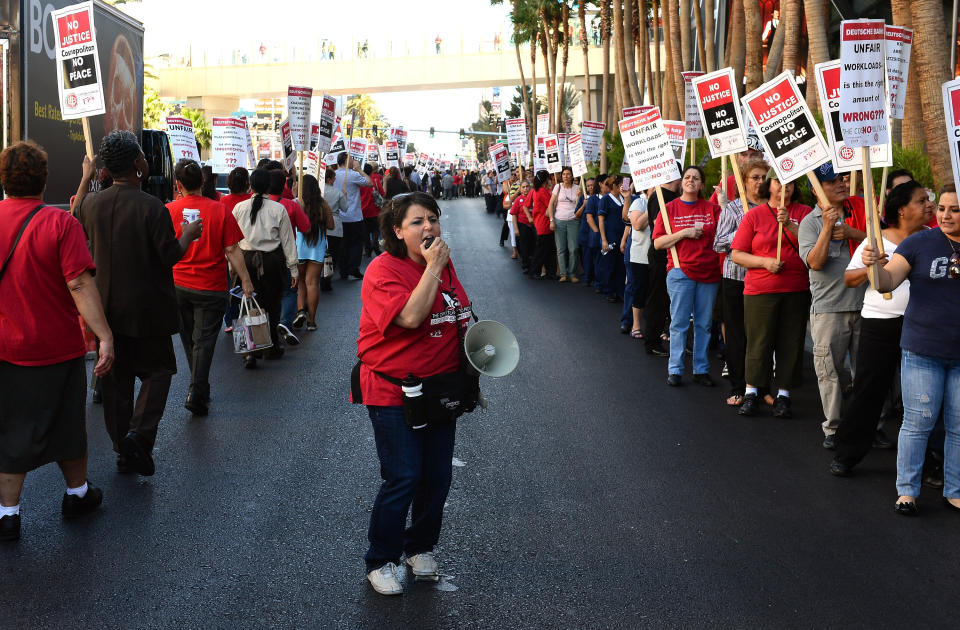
[184,393,209,416]
[306,321,317,332]
[120,432,155,476]
[829,459,853,477]
[873,429,893,449]
[666,374,682,387]
[772,395,792,418]
[738,393,759,416]
[61,483,104,518]
[277,323,300,346]
[822,434,837,450]
[0,514,20,542]
[692,373,715,387]
[292,310,308,329]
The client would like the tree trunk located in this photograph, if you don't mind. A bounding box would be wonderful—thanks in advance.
[729,0,745,91]
[548,11,562,132]
[763,19,785,81]
[651,0,662,109]
[637,3,647,103]
[909,0,952,184]
[559,3,570,128]
[623,0,643,105]
[742,0,762,92]
[679,0,692,70]
[661,0,674,114]
[601,0,611,171]
[667,0,685,117]
[704,0,716,72]
[540,22,554,131]
[530,30,538,151]
[803,0,829,116]
[780,0,802,77]
[694,0,707,73]
[579,0,592,120]
[645,12,655,105]
[515,39,531,137]
[612,0,631,110]
[891,0,923,149]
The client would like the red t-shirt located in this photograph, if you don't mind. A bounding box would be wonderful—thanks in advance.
[511,194,531,225]
[840,195,868,256]
[0,200,95,366]
[356,255,471,406]
[708,173,739,205]
[732,202,813,295]
[167,195,244,292]
[652,198,722,283]
[270,195,311,233]
[532,187,553,235]
[220,192,251,214]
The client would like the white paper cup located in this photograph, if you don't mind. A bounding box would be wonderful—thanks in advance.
[182,209,200,224]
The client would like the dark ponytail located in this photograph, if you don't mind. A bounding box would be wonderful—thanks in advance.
[249,168,270,223]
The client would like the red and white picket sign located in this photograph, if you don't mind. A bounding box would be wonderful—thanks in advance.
[885,26,913,121]
[662,120,687,166]
[581,121,606,163]
[384,140,400,168]
[490,142,512,183]
[741,71,830,184]
[211,117,249,173]
[691,68,748,157]
[681,71,705,139]
[52,1,105,120]
[287,85,313,151]
[838,19,889,148]
[506,117,528,155]
[622,105,655,119]
[942,78,960,196]
[316,95,337,154]
[618,108,681,192]
[568,133,587,178]
[165,116,200,162]
[543,134,561,174]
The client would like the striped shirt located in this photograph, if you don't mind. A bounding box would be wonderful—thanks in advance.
[712,198,757,282]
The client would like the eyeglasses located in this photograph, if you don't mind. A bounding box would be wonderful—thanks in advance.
[393,192,413,200]
[747,175,766,182]
[950,252,960,280]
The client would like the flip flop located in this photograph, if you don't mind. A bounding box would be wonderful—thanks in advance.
[630,329,644,339]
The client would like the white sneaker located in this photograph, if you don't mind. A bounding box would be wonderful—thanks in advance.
[367,563,403,595]
[277,323,300,346]
[405,552,439,581]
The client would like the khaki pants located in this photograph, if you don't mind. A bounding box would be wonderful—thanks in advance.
[810,311,861,435]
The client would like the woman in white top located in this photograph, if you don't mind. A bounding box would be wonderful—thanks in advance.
[232,168,299,367]
[622,189,651,338]
[548,167,582,282]
[830,180,933,476]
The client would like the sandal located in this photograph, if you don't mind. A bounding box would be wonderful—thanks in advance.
[630,329,644,339]
[726,394,744,406]
[895,499,919,516]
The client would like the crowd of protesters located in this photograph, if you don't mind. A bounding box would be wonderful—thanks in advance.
[486,159,959,517]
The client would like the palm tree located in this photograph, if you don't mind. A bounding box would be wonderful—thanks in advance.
[345,94,384,132]
[558,2,572,130]
[909,0,952,184]
[635,0,647,102]
[802,0,829,116]
[612,0,630,109]
[600,0,611,170]
[679,0,691,70]
[667,0,684,118]
[703,0,716,72]
[780,0,801,77]
[578,0,592,120]
[651,0,661,108]
[743,0,762,92]
[728,0,745,92]
[622,0,642,105]
[693,0,707,74]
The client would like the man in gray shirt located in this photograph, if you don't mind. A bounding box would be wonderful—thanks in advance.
[798,162,867,449]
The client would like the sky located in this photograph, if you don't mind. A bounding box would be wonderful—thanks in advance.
[122,0,519,156]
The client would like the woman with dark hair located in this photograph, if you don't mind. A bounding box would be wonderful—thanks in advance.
[200,164,220,201]
[0,142,114,541]
[166,159,254,415]
[597,174,627,301]
[384,166,410,200]
[830,181,932,476]
[294,174,336,332]
[529,170,558,279]
[652,165,722,386]
[354,191,473,595]
[578,177,603,288]
[231,168,299,368]
[221,167,251,213]
[730,171,813,417]
[860,184,960,515]
[548,166,581,282]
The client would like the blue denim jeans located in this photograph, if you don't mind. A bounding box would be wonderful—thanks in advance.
[896,351,960,499]
[364,406,457,571]
[666,268,718,376]
[280,267,297,327]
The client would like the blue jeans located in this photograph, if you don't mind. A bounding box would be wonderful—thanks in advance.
[280,267,297,327]
[665,268,718,376]
[896,351,960,499]
[364,406,457,571]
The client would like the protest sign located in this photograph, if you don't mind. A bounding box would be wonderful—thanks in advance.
[741,72,830,183]
[885,26,913,120]
[534,136,547,172]
[536,113,549,137]
[622,105,655,119]
[395,128,408,156]
[327,118,345,163]
[316,95,336,153]
[385,140,400,168]
[581,121,606,163]
[51,1,105,123]
[317,159,327,184]
[692,68,748,157]
[165,116,200,162]
[618,109,681,192]
[287,85,312,151]
[404,152,415,165]
[662,119,687,166]
[506,117,528,154]
[240,116,257,169]
[210,117,249,174]
[490,143,511,183]
[543,134,561,173]
[681,71,705,138]
[838,19,888,148]
[279,119,296,171]
[942,78,960,196]
[349,138,366,165]
[568,133,587,178]
[304,150,321,178]
[814,60,892,172]
[415,152,429,176]
[365,140,379,167]
[308,122,320,152]
[558,133,568,167]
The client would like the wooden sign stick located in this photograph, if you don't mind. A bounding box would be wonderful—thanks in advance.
[297,151,305,206]
[876,164,890,220]
[721,154,728,197]
[689,138,695,165]
[342,111,357,194]
[81,118,95,159]
[655,184,681,269]
[777,184,785,263]
[860,147,883,293]
[849,169,858,199]
[729,154,749,206]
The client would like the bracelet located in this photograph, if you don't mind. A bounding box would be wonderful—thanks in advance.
[426,269,442,283]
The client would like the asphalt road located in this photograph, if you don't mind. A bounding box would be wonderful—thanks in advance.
[2,195,959,629]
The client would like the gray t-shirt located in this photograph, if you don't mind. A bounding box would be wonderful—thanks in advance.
[798,205,866,314]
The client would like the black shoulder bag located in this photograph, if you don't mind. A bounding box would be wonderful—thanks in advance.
[0,204,44,283]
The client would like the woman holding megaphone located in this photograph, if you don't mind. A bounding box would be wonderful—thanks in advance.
[352,191,474,595]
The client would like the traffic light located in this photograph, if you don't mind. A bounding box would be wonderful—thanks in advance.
[273,118,280,132]
[430,126,435,138]
[459,128,465,140]
[372,124,378,136]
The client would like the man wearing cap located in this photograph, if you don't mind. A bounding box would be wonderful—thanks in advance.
[798,162,867,450]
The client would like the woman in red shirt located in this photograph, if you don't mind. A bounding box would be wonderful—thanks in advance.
[353,192,473,595]
[652,165,722,387]
[529,171,558,279]
[731,172,812,417]
[220,167,252,213]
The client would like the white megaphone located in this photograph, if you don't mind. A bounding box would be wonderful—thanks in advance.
[463,320,520,377]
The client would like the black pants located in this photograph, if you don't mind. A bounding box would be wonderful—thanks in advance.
[363,216,381,255]
[101,335,176,451]
[484,194,496,214]
[530,233,557,278]
[835,317,904,467]
[721,278,747,395]
[743,291,810,389]
[242,248,286,350]
[644,248,670,349]
[517,223,535,272]
[339,220,364,277]
[175,287,227,404]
